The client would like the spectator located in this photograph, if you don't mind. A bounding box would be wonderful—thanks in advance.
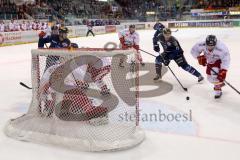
[9,20,15,31]
[21,21,27,31]
[0,21,5,32]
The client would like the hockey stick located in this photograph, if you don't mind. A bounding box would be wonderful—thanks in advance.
[19,44,49,90]
[208,66,240,95]
[20,82,32,89]
[139,49,188,92]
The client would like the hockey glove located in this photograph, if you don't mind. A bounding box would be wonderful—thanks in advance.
[119,37,125,44]
[39,31,46,38]
[161,53,170,66]
[217,69,227,82]
[133,44,139,51]
[197,55,207,66]
[154,45,160,52]
[120,37,130,49]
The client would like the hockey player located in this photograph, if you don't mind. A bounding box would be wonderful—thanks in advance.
[38,26,71,70]
[153,20,165,40]
[153,28,204,82]
[38,40,108,119]
[86,22,95,37]
[191,35,230,99]
[118,24,144,67]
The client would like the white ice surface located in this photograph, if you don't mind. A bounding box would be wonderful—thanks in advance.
[0,28,240,160]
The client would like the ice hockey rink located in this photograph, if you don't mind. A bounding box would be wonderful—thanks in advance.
[0,28,240,160]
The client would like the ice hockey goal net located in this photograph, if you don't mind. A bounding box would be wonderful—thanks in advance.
[4,48,144,151]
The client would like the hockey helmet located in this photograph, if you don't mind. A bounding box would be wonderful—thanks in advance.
[70,43,79,48]
[129,24,135,28]
[59,27,69,34]
[163,28,172,35]
[206,35,217,46]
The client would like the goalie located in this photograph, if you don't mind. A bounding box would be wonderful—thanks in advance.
[38,44,110,120]
[118,25,145,67]
[38,59,109,120]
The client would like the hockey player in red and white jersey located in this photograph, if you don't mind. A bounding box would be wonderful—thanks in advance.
[39,52,109,120]
[118,25,144,67]
[191,35,230,99]
[38,43,109,119]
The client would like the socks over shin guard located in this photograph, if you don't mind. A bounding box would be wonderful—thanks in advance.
[155,63,162,76]
[182,65,201,77]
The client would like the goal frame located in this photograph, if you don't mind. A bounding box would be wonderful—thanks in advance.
[4,48,145,152]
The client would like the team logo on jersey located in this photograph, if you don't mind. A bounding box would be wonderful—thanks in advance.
[62,42,68,47]
[0,34,4,45]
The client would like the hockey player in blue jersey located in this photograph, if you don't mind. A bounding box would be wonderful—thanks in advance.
[153,20,165,60]
[38,26,71,70]
[153,20,165,39]
[153,28,204,82]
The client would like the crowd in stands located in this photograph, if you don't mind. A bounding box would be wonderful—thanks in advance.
[0,0,123,20]
[115,0,179,20]
[45,0,122,19]
[0,20,48,32]
[1,0,240,29]
[192,0,240,9]
[0,0,26,19]
[0,18,121,32]
[72,19,120,26]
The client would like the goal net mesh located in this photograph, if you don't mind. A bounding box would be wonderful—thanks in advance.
[4,48,144,151]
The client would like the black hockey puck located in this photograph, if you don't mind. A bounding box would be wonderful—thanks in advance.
[186,96,190,100]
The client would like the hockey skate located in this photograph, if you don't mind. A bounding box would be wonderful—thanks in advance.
[140,62,145,66]
[153,74,162,81]
[214,91,222,99]
[89,114,109,126]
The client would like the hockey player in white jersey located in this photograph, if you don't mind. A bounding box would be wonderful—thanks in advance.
[118,25,144,67]
[191,35,230,99]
